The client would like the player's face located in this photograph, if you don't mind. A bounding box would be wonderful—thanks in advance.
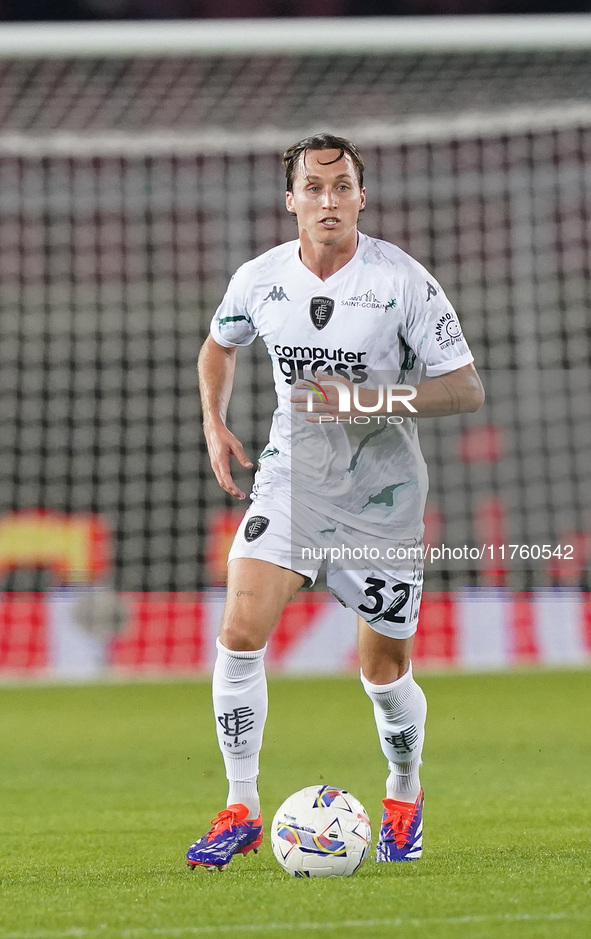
[285,149,366,247]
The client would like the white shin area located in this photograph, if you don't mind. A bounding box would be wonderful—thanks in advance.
[360,662,427,804]
[212,637,268,819]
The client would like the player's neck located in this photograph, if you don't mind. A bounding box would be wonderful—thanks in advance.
[297,230,359,281]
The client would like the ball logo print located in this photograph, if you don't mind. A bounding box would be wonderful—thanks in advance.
[312,786,354,809]
[276,819,347,858]
[309,296,335,330]
[271,785,371,877]
[244,515,270,542]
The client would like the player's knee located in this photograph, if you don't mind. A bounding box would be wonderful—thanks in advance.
[361,653,410,685]
[219,619,265,653]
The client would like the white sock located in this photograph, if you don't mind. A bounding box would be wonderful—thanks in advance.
[361,662,427,804]
[212,638,267,819]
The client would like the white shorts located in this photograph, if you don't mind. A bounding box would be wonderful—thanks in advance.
[227,485,423,641]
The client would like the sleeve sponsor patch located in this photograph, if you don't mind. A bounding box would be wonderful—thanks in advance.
[434,310,464,349]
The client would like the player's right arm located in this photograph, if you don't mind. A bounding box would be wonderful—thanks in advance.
[198,335,253,500]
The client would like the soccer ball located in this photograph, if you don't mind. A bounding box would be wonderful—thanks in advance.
[270,785,372,878]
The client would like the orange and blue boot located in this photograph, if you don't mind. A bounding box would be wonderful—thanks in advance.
[375,789,423,862]
[186,803,263,871]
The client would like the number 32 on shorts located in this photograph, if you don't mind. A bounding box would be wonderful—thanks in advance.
[359,576,412,623]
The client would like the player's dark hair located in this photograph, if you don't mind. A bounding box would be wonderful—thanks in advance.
[283,134,365,191]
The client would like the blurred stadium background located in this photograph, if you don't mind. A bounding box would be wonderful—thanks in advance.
[0,14,590,677]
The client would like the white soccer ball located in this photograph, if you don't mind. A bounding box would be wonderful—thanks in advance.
[271,785,372,878]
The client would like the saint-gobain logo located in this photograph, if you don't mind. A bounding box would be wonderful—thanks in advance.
[244,515,270,542]
[302,380,418,417]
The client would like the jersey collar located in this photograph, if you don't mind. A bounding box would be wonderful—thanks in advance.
[293,231,365,287]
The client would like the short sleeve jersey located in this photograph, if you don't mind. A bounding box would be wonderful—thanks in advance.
[210,233,474,539]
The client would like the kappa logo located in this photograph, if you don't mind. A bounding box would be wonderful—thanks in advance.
[342,289,386,309]
[435,310,464,349]
[310,296,335,330]
[244,515,270,542]
[426,282,438,301]
[263,285,290,301]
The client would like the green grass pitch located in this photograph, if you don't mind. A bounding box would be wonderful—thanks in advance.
[1,670,590,939]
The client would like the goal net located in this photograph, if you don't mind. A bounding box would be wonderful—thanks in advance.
[0,17,590,595]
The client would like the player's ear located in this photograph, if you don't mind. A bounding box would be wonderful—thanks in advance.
[359,187,366,211]
[286,190,295,214]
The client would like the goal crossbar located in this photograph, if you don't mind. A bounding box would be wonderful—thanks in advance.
[1,15,591,59]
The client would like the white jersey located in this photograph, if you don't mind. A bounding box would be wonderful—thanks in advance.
[210,232,473,540]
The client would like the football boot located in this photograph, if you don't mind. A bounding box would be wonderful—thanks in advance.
[375,788,423,862]
[186,803,263,871]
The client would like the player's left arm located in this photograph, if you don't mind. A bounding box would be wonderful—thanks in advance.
[388,362,485,417]
[393,261,484,416]
[292,364,484,419]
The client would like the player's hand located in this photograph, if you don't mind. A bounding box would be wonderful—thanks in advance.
[291,374,354,422]
[204,422,253,499]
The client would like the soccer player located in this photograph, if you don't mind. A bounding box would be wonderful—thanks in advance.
[187,134,484,870]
